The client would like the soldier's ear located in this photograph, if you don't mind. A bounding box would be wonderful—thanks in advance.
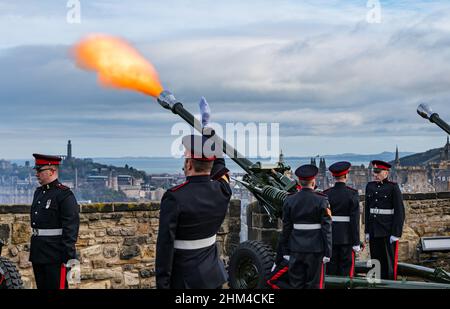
[186,159,193,171]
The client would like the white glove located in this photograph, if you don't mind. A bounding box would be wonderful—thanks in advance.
[199,96,211,128]
[272,255,290,271]
[390,236,399,244]
[323,257,330,264]
[365,234,370,242]
[352,245,361,252]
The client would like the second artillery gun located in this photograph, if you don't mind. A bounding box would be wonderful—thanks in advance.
[157,90,450,289]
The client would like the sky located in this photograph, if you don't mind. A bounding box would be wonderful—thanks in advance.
[1,0,450,159]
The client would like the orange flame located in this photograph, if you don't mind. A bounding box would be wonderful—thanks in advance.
[73,34,163,97]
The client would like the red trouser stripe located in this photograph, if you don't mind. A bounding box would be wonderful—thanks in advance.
[393,241,399,280]
[266,266,289,289]
[350,251,355,278]
[59,264,66,289]
[319,263,325,289]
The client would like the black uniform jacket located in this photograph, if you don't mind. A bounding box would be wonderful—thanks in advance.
[364,179,405,238]
[323,182,360,246]
[156,158,232,289]
[29,179,80,264]
[276,188,332,261]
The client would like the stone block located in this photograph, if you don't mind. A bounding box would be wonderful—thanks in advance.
[80,245,102,258]
[103,245,118,258]
[82,280,111,289]
[12,222,30,244]
[124,271,139,286]
[0,224,10,243]
[120,245,141,260]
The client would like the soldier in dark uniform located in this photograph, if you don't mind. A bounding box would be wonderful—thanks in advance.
[365,160,405,280]
[30,154,80,289]
[323,161,360,277]
[275,164,332,289]
[156,133,232,289]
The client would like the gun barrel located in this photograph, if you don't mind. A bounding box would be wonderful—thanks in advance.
[157,91,254,173]
[430,113,450,135]
[417,103,450,134]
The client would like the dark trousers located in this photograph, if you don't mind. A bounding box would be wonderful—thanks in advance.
[32,263,68,289]
[288,253,324,289]
[369,237,399,280]
[327,245,354,277]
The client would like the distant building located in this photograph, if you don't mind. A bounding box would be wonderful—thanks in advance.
[0,160,12,170]
[347,165,371,193]
[118,175,133,186]
[150,188,166,201]
[0,176,35,204]
[441,136,449,161]
[316,157,329,190]
[87,175,109,187]
[67,140,72,160]
[279,149,285,164]
[392,166,434,193]
[391,138,450,193]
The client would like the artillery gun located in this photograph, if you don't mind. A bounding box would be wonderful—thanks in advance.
[0,240,24,289]
[157,90,450,289]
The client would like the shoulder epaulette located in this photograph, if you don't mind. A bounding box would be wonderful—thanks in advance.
[322,188,331,194]
[220,174,230,183]
[57,183,70,190]
[346,186,358,192]
[169,181,189,192]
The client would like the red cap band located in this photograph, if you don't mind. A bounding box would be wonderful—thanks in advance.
[35,159,60,166]
[332,170,350,177]
[374,164,390,170]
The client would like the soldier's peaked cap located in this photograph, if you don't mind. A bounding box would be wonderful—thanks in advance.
[295,164,319,181]
[371,160,391,170]
[33,153,62,169]
[329,161,351,177]
[182,134,219,161]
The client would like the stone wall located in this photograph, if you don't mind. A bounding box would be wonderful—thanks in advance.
[396,192,450,265]
[0,200,241,289]
[247,192,450,264]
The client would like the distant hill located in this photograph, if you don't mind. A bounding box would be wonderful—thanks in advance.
[283,151,414,166]
[395,147,444,166]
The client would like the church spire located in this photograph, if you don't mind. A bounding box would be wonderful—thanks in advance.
[395,145,400,166]
[444,136,449,161]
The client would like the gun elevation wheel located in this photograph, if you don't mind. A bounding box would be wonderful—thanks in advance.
[228,240,275,289]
